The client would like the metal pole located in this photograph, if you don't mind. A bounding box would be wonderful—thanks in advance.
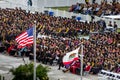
[112,18,114,26]
[80,43,83,80]
[33,21,36,80]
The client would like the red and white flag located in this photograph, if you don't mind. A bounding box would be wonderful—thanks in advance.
[63,47,80,67]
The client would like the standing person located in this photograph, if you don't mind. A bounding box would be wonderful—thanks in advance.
[27,0,32,6]
[112,0,116,3]
[85,0,89,4]
[113,21,118,32]
[58,54,64,70]
[92,0,96,3]
[108,21,112,27]
[91,15,95,22]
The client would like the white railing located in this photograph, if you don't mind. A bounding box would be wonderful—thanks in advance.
[44,8,91,21]
[94,16,120,28]
[98,70,120,80]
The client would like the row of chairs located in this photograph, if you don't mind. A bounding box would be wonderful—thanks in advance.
[98,70,120,80]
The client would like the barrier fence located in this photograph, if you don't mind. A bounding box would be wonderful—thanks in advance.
[98,70,120,80]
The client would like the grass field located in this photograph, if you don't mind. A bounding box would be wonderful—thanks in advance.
[117,28,120,33]
[46,6,70,11]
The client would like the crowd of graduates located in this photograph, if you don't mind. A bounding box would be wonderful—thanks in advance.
[0,7,119,75]
[69,0,120,16]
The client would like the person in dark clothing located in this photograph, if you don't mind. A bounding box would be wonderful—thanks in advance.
[92,0,96,3]
[113,21,118,32]
[45,51,51,64]
[49,53,56,65]
[58,54,64,70]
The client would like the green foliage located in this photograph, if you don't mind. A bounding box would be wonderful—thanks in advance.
[10,63,49,80]
[36,65,49,80]
[117,28,120,33]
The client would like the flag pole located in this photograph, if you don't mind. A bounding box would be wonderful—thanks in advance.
[33,21,36,80]
[80,43,83,80]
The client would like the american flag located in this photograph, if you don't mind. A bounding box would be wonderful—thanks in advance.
[15,28,33,48]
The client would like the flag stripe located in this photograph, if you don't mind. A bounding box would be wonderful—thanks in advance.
[19,41,33,46]
[63,57,79,65]
[16,33,28,42]
[15,28,33,48]
[18,36,33,44]
[19,39,33,45]
[16,32,27,40]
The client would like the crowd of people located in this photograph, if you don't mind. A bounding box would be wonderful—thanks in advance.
[0,7,119,76]
[69,0,120,17]
[36,32,120,74]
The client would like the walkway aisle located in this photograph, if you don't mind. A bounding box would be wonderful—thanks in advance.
[0,54,29,74]
[47,65,98,80]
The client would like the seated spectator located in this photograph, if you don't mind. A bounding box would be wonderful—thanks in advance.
[84,62,91,75]
[69,1,120,16]
[18,47,28,57]
[108,21,112,27]
[85,0,89,4]
[7,44,17,56]
[113,21,118,32]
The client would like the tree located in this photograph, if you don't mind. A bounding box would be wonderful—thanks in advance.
[10,63,49,80]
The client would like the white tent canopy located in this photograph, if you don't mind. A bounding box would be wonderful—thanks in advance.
[102,15,120,28]
[103,15,120,19]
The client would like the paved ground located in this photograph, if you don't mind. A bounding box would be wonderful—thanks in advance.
[0,54,98,80]
[47,65,98,80]
[0,54,30,74]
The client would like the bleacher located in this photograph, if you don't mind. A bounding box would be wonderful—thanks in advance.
[0,1,120,80]
[1,0,120,28]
